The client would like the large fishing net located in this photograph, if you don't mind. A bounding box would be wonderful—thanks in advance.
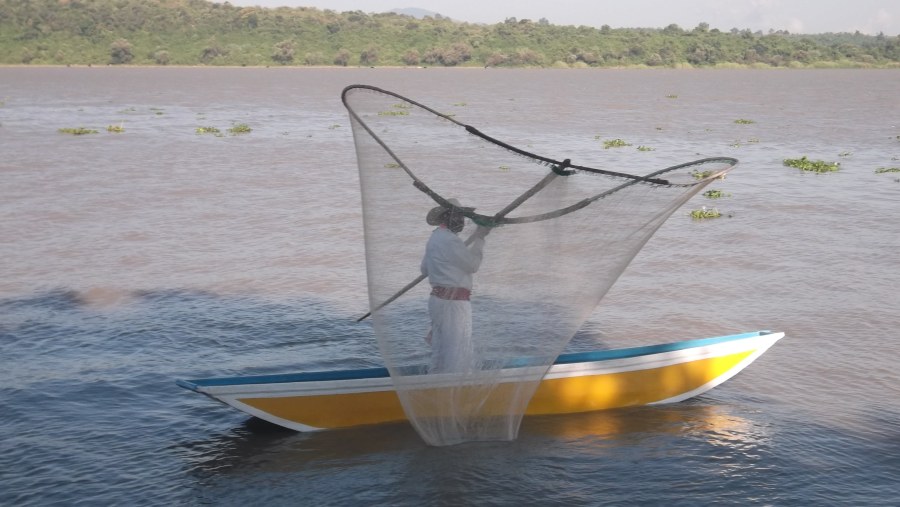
[342,85,736,446]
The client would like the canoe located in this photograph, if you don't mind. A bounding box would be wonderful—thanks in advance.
[177,330,783,432]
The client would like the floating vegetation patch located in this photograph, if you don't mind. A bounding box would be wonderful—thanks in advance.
[227,123,252,134]
[328,124,341,130]
[499,165,511,172]
[731,137,761,148]
[690,207,721,220]
[601,138,631,149]
[58,127,98,135]
[453,102,467,107]
[703,189,731,199]
[734,119,755,124]
[666,94,678,99]
[384,163,401,169]
[196,126,221,134]
[106,124,125,133]
[875,167,900,174]
[379,103,411,116]
[783,156,840,173]
[636,145,655,152]
[691,169,725,180]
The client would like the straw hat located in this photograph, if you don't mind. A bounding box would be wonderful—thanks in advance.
[426,198,474,226]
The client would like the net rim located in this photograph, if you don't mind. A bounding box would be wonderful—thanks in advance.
[342,84,737,226]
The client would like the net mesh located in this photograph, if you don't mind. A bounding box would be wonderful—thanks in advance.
[343,85,736,446]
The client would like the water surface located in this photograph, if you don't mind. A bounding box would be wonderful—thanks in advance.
[1,67,898,505]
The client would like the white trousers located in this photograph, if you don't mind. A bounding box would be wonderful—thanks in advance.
[428,296,474,373]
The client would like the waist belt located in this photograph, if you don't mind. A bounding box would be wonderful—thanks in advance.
[431,287,471,301]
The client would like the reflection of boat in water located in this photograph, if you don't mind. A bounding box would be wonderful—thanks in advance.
[177,330,783,432]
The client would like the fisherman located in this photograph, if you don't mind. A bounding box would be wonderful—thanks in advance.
[420,198,490,373]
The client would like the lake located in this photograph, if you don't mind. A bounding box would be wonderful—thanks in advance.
[1,66,898,505]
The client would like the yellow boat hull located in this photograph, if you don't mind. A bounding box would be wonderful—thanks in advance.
[178,330,782,431]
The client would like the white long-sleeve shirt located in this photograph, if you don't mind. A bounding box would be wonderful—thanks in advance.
[420,226,485,290]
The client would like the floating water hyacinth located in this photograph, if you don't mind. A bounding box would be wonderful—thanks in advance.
[602,138,631,149]
[783,156,840,173]
[690,206,722,219]
[703,189,730,199]
[691,169,725,180]
[227,123,252,134]
[58,127,98,135]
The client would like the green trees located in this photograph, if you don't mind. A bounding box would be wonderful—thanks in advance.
[333,49,351,66]
[272,40,295,64]
[152,50,170,65]
[0,0,897,68]
[109,39,134,64]
[421,43,473,66]
[359,46,378,65]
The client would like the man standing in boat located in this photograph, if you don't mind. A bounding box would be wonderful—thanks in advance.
[420,198,490,373]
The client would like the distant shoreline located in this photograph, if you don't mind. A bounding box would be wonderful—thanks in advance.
[5,3,896,70]
[3,63,899,70]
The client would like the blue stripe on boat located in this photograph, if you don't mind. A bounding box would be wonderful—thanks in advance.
[176,367,392,391]
[176,330,770,391]
[553,330,768,364]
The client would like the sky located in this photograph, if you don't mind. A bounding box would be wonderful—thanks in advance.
[228,0,899,35]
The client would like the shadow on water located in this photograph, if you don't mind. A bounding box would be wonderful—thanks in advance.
[0,287,382,505]
[0,287,382,375]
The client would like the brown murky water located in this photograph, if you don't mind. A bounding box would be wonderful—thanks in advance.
[1,67,898,505]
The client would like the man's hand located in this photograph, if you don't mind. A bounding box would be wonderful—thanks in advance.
[473,225,491,239]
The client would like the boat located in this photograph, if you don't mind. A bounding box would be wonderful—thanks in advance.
[177,330,783,432]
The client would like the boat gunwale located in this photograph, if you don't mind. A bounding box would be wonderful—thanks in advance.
[177,330,778,392]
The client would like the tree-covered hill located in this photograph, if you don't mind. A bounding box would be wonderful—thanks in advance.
[1,0,898,67]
